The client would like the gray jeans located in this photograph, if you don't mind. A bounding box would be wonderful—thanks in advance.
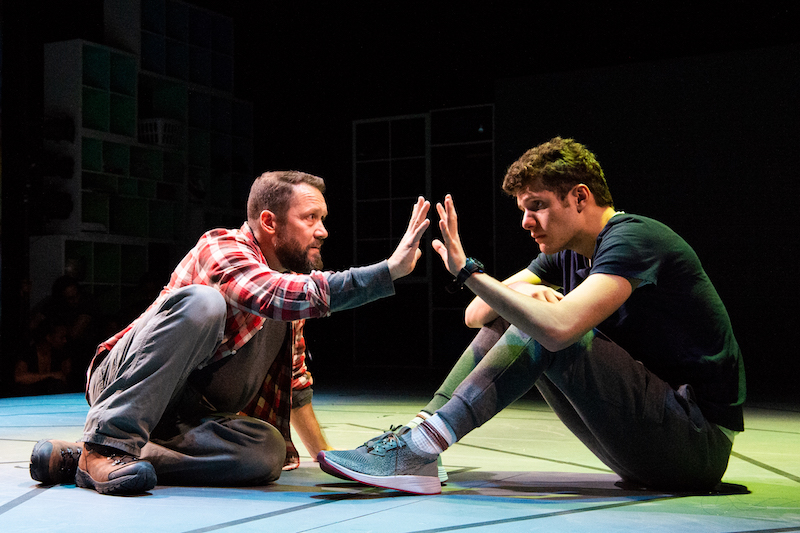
[84,285,287,486]
[429,318,733,491]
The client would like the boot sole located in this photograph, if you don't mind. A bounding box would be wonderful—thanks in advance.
[76,466,156,495]
[318,452,441,495]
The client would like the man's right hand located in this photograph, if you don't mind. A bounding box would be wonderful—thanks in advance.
[507,281,564,303]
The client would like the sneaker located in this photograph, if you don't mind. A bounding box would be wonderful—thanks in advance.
[318,432,440,495]
[436,456,448,484]
[75,444,157,496]
[319,426,450,484]
[30,439,83,485]
[316,428,396,482]
[395,426,449,483]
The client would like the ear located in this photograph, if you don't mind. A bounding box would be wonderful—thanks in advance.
[259,210,279,236]
[573,184,590,211]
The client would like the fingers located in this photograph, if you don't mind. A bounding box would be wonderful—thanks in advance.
[405,197,431,244]
[410,196,431,229]
[411,217,431,242]
[431,238,448,263]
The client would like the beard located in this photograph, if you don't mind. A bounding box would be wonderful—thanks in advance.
[274,235,323,273]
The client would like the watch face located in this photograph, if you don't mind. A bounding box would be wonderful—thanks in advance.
[466,258,484,273]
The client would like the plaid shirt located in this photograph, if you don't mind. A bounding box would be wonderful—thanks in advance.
[96,223,330,362]
[290,319,313,391]
[92,223,329,462]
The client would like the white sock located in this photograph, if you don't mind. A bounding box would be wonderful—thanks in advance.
[408,414,456,455]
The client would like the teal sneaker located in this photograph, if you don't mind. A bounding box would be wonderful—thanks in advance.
[318,432,440,495]
[395,425,448,483]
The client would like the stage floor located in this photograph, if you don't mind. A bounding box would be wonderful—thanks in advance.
[1,388,798,532]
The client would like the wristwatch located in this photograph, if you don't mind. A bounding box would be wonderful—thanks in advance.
[446,257,485,294]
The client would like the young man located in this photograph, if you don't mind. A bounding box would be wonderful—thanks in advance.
[30,170,431,496]
[319,137,745,495]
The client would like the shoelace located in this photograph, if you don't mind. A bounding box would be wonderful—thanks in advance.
[59,447,81,473]
[362,424,411,455]
[107,454,138,466]
[368,431,405,456]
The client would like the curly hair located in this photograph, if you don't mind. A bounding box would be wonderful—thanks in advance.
[247,171,326,223]
[502,137,613,207]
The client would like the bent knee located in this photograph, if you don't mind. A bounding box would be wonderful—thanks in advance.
[167,285,227,330]
[224,416,287,484]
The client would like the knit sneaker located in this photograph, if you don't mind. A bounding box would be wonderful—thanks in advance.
[30,439,83,485]
[316,428,399,482]
[318,432,440,495]
[395,426,449,484]
[75,444,157,496]
[319,426,449,484]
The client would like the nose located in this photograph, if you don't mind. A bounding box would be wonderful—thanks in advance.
[316,221,329,240]
[522,210,537,231]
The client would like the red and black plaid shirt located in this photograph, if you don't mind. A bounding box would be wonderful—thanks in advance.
[92,223,328,458]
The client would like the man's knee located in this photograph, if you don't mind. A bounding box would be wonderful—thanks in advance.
[220,416,286,484]
[166,285,227,331]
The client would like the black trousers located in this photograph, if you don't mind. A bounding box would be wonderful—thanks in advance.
[428,318,733,491]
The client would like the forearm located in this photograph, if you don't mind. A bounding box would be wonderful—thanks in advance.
[464,273,574,351]
[326,261,395,312]
[464,272,633,352]
[291,401,330,459]
[464,269,543,328]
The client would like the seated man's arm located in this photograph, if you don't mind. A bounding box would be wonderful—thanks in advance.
[464,269,561,328]
[465,272,635,351]
[432,194,634,351]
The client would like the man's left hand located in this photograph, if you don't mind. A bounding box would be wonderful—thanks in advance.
[387,197,431,280]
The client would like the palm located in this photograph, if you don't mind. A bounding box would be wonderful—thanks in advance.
[432,194,467,276]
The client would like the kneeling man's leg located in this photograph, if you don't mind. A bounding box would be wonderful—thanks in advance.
[142,414,286,486]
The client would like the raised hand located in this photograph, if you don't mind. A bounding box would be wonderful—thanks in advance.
[387,196,431,280]
[431,194,467,276]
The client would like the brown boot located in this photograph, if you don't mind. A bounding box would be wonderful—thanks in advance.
[30,439,83,485]
[75,443,157,495]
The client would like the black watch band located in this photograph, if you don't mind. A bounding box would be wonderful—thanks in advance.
[446,258,485,294]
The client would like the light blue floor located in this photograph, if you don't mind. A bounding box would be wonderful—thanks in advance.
[1,390,799,532]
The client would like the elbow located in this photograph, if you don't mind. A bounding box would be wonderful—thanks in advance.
[464,314,483,329]
[464,307,494,329]
[539,337,572,353]
[535,327,582,353]
[463,306,482,329]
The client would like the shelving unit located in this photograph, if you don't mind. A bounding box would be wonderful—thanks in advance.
[352,105,494,369]
[31,0,253,315]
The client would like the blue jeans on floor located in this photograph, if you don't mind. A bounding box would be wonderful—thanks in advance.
[430,318,733,491]
[84,285,285,486]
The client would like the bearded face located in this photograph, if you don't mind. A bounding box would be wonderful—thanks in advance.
[274,232,323,273]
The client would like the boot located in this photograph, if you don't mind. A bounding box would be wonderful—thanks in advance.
[75,443,157,495]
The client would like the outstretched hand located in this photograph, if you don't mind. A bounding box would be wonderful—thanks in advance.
[387,197,431,280]
[431,194,467,276]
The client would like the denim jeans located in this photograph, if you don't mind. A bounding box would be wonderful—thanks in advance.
[84,285,286,486]
[429,318,733,491]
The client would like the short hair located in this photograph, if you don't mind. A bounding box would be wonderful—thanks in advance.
[502,137,614,207]
[247,171,326,222]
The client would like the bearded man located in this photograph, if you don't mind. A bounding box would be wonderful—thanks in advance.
[30,170,431,496]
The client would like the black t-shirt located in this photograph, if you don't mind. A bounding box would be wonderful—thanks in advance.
[529,214,745,431]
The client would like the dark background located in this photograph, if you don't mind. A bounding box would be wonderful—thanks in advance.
[2,1,798,400]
